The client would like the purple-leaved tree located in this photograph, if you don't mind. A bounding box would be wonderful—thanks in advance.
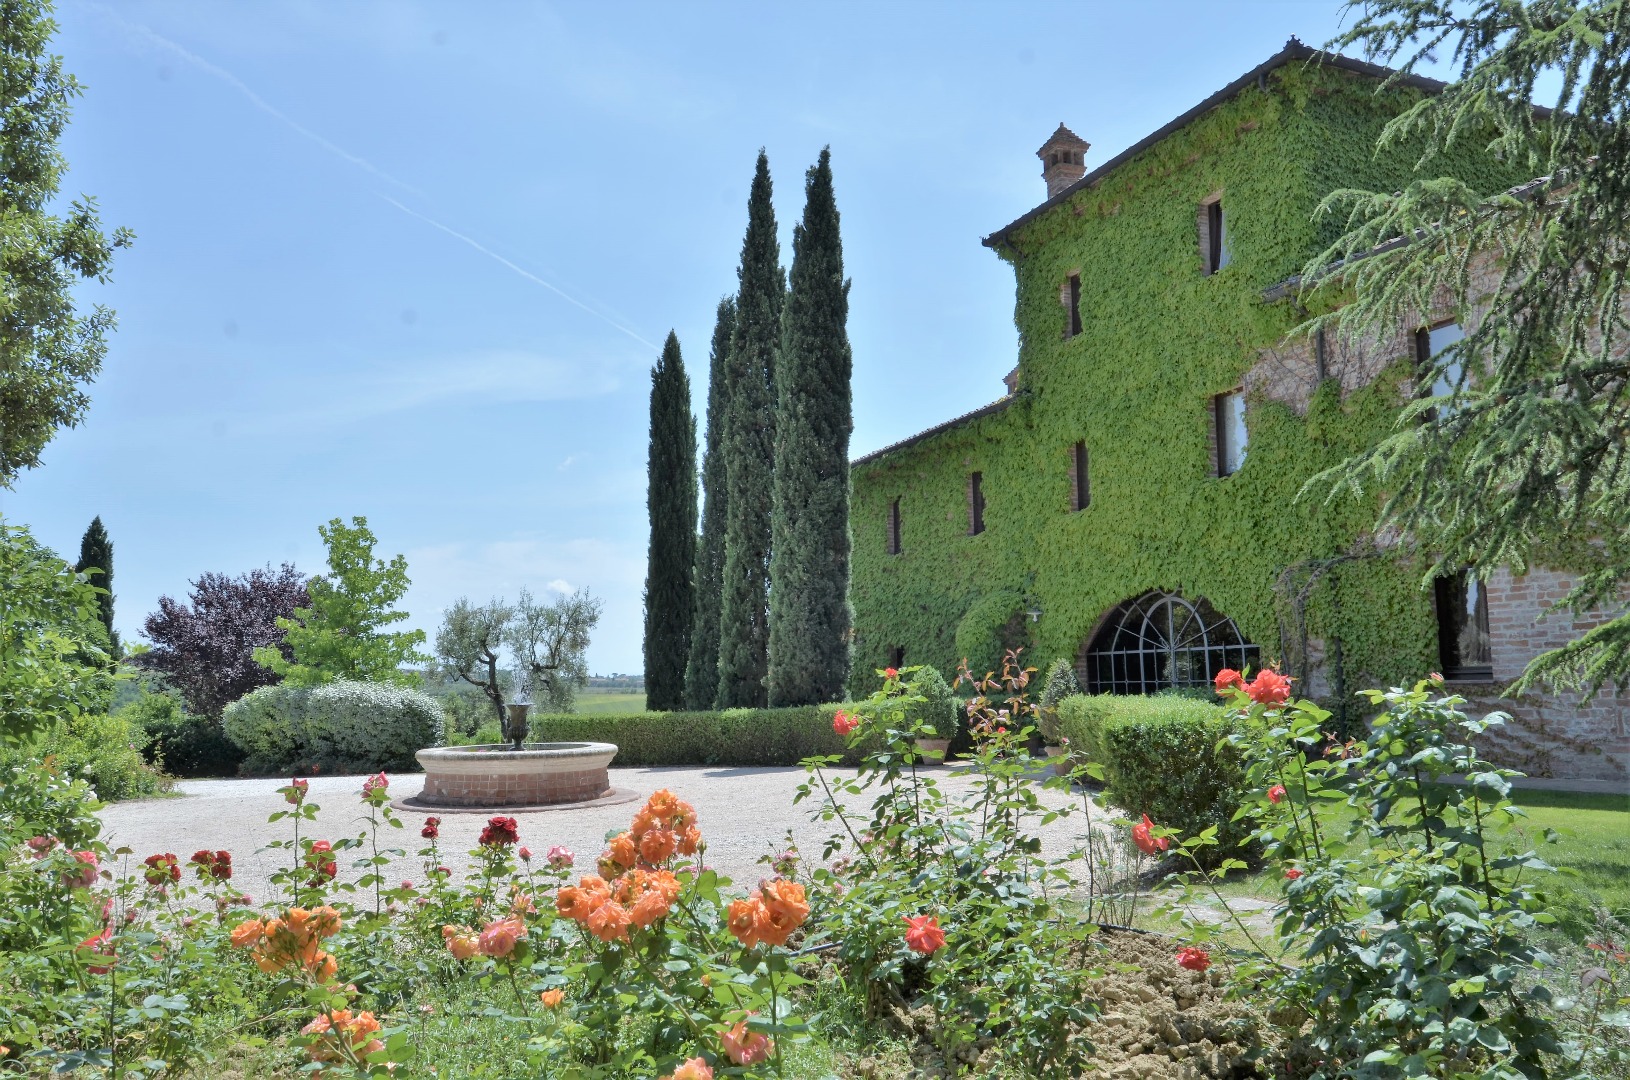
[137,564,311,718]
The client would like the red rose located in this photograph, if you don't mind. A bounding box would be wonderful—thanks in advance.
[1213,668,1244,693]
[479,816,520,847]
[286,777,309,805]
[903,914,946,954]
[421,817,441,840]
[832,710,859,737]
[883,667,899,680]
[1175,946,1211,972]
[142,853,180,886]
[1245,669,1292,706]
[1132,813,1170,856]
[1268,784,1287,804]
[1284,867,1303,880]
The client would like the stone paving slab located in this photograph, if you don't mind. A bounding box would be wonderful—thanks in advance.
[96,767,1112,905]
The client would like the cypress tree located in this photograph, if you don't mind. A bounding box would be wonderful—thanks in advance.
[642,332,697,710]
[75,515,118,653]
[715,151,783,708]
[768,148,853,705]
[683,297,735,709]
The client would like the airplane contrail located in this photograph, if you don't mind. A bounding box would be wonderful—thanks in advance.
[86,4,658,351]
[380,195,660,351]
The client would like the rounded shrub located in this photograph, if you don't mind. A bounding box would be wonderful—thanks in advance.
[1037,657,1082,744]
[899,665,960,740]
[120,688,244,777]
[222,679,445,775]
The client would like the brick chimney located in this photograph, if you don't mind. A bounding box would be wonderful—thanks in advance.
[1037,123,1089,199]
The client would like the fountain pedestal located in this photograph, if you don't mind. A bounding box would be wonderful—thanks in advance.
[404,742,629,811]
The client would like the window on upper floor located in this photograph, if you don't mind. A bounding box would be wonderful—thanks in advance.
[888,645,906,669]
[1070,441,1090,511]
[886,498,902,555]
[1214,390,1247,477]
[968,472,986,535]
[1065,272,1082,339]
[1416,321,1465,410]
[1315,328,1330,382]
[1202,196,1231,275]
[1434,570,1492,680]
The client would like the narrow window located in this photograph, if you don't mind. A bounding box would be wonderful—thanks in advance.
[888,645,905,669]
[1416,321,1465,404]
[1214,390,1246,477]
[1434,570,1492,680]
[968,472,985,535]
[1065,273,1082,339]
[886,498,902,555]
[1070,441,1090,511]
[1314,328,1329,382]
[1205,199,1230,274]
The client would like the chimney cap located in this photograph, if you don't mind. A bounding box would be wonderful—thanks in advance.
[1037,123,1090,158]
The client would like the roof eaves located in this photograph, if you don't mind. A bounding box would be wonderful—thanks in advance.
[850,394,1019,468]
[982,40,1456,252]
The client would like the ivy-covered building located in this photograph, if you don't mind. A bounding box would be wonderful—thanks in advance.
[848,40,1626,782]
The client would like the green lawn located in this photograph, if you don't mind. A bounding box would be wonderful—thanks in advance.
[575,689,648,714]
[1173,788,1630,942]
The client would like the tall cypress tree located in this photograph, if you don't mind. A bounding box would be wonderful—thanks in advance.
[683,297,735,709]
[75,515,118,653]
[642,332,697,710]
[768,148,853,705]
[716,151,783,709]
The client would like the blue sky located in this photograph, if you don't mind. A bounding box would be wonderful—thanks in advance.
[4,0,1378,675]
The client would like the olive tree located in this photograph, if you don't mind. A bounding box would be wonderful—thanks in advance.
[432,597,514,733]
[507,588,602,714]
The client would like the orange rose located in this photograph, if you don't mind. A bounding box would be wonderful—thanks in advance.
[758,880,810,942]
[607,832,637,870]
[628,888,673,929]
[441,924,479,960]
[477,917,527,959]
[229,919,263,948]
[540,989,565,1009]
[639,828,677,865]
[664,1057,714,1080]
[726,896,763,949]
[555,886,591,921]
[677,824,702,856]
[721,1019,773,1065]
[585,900,631,942]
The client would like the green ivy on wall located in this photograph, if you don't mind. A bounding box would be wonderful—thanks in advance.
[848,61,1531,702]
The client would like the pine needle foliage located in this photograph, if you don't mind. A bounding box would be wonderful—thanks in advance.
[74,515,116,653]
[1306,0,1630,697]
[684,297,736,710]
[716,152,784,709]
[0,1,133,486]
[643,331,698,711]
[768,148,854,706]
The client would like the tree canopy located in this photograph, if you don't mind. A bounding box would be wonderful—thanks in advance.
[0,1,133,486]
[1309,0,1630,696]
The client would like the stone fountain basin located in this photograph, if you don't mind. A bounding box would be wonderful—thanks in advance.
[410,741,621,809]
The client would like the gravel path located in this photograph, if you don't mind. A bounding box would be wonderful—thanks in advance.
[96,767,1112,903]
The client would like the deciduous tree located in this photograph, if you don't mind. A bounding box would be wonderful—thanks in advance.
[768,148,853,705]
[643,331,697,710]
[253,517,426,686]
[0,1,133,486]
[137,564,309,719]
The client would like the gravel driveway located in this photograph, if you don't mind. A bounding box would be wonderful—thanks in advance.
[96,766,1111,904]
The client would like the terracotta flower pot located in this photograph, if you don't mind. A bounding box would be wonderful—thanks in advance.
[914,738,950,763]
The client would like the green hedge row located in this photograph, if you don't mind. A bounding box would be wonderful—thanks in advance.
[520,704,868,768]
[1058,693,1252,865]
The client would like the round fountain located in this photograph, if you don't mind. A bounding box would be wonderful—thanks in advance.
[400,702,634,812]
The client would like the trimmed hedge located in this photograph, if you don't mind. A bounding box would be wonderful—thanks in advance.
[223,680,446,775]
[1058,693,1251,865]
[519,704,867,767]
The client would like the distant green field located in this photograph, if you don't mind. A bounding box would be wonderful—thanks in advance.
[574,690,647,714]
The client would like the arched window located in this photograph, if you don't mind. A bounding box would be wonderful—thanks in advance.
[1077,591,1259,694]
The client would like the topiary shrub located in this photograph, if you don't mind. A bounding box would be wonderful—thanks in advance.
[222,679,445,775]
[899,665,960,740]
[521,704,870,767]
[1059,693,1251,865]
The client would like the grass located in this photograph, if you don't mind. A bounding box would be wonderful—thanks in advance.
[575,689,649,714]
[1168,787,1630,942]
